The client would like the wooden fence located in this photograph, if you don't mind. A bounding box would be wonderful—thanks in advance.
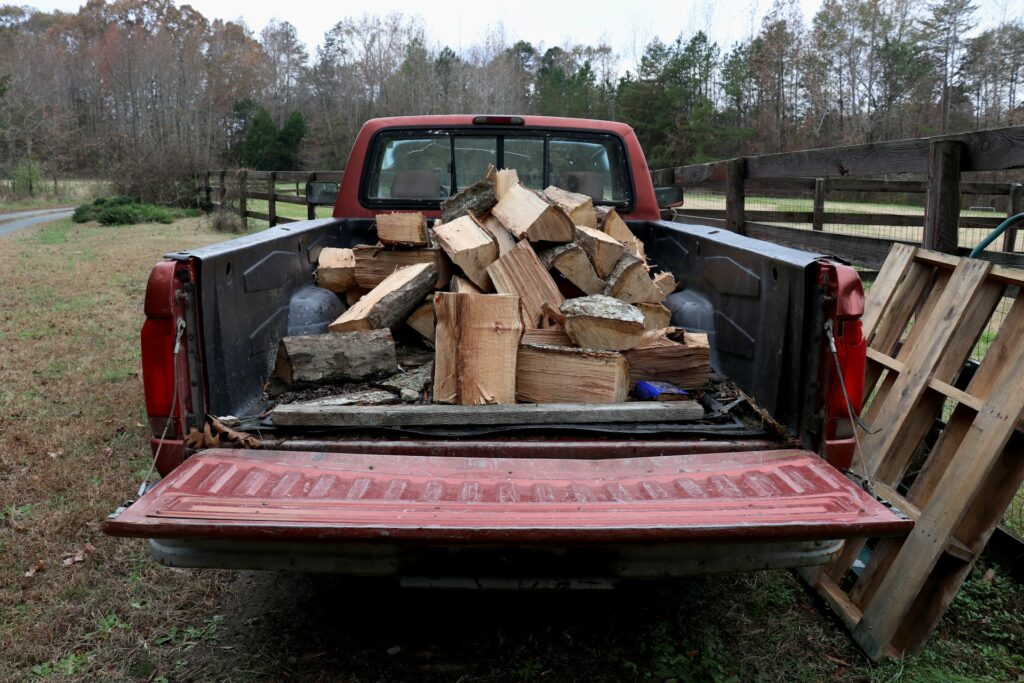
[650,126,1024,270]
[196,169,343,229]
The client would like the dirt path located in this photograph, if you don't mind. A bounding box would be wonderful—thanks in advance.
[0,208,75,236]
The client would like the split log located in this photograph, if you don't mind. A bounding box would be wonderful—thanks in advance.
[273,329,398,387]
[376,361,434,396]
[478,214,517,255]
[433,292,523,405]
[652,271,676,297]
[560,295,646,351]
[538,243,606,295]
[492,183,574,243]
[574,226,625,279]
[495,169,520,200]
[597,206,645,260]
[486,240,564,328]
[433,215,498,290]
[345,287,369,307]
[624,329,711,390]
[521,328,574,346]
[544,186,598,228]
[375,212,429,246]
[315,247,356,293]
[516,344,628,403]
[405,299,435,341]
[329,262,438,333]
[440,166,496,223]
[605,253,664,304]
[353,245,451,289]
[450,275,483,294]
[638,302,672,331]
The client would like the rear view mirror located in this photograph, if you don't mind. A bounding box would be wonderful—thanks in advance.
[305,181,339,206]
[655,185,684,209]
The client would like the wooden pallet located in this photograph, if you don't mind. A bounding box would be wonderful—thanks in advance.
[802,243,1024,661]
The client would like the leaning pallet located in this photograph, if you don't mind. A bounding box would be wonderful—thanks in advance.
[801,244,1024,661]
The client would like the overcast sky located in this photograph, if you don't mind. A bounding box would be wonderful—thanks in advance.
[25,0,1024,72]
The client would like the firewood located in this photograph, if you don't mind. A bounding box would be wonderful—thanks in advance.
[492,183,574,243]
[638,302,672,330]
[315,247,356,292]
[516,344,628,403]
[560,295,646,351]
[450,275,483,294]
[652,271,676,297]
[375,361,434,396]
[486,240,564,328]
[543,186,598,228]
[375,212,429,246]
[624,329,711,390]
[478,214,517,255]
[345,287,369,307]
[329,262,438,333]
[596,206,645,260]
[433,292,523,405]
[574,226,625,279]
[495,169,520,200]
[433,215,498,290]
[405,299,435,341]
[605,253,664,304]
[353,245,451,289]
[521,328,574,346]
[440,166,496,223]
[538,243,606,295]
[273,329,397,387]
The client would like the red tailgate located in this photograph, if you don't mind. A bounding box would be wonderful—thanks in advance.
[105,448,910,542]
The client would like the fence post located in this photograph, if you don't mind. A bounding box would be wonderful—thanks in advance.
[204,171,212,209]
[1002,183,1022,253]
[923,140,962,254]
[218,170,226,206]
[812,178,826,231]
[725,157,746,233]
[306,172,316,220]
[238,170,248,231]
[268,171,277,227]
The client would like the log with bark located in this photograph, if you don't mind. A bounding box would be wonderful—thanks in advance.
[543,186,598,228]
[516,343,629,403]
[433,292,523,405]
[440,166,496,222]
[315,247,356,293]
[492,183,575,243]
[375,212,429,246]
[538,242,606,295]
[353,245,451,289]
[273,329,398,387]
[329,262,439,333]
[432,215,498,290]
[604,253,664,303]
[560,295,646,351]
[624,329,711,390]
[574,226,625,279]
[486,240,564,328]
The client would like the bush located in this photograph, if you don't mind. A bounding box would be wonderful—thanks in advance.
[71,196,192,225]
[11,158,43,196]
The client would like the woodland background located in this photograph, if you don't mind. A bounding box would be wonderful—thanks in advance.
[0,0,1021,202]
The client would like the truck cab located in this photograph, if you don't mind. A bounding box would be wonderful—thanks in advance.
[105,115,908,581]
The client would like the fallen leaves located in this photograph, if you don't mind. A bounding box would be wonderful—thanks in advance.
[24,560,46,577]
[60,543,97,567]
[185,418,262,450]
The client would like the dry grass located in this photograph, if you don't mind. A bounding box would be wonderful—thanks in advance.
[0,212,1021,681]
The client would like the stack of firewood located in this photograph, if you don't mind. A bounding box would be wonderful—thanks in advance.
[273,167,710,406]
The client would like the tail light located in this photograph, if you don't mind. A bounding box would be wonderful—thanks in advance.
[141,261,183,437]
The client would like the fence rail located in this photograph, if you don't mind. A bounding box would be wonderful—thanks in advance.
[651,126,1024,270]
[196,169,343,229]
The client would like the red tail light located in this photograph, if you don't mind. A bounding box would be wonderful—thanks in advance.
[472,116,524,126]
[141,261,182,437]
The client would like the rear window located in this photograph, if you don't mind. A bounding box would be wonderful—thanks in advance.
[362,129,632,209]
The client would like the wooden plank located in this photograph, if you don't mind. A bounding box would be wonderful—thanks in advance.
[923,140,963,254]
[272,400,705,427]
[860,244,922,343]
[676,209,999,229]
[865,349,985,411]
[656,176,1012,195]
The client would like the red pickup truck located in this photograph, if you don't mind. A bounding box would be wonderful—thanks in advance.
[104,115,909,583]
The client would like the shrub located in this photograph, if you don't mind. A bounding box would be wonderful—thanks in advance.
[71,196,189,225]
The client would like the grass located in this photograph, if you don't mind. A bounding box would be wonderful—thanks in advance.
[0,211,1021,681]
[0,179,112,213]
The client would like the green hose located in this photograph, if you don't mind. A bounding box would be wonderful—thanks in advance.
[969,212,1024,258]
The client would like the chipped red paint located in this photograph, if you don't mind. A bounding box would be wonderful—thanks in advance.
[106,449,910,544]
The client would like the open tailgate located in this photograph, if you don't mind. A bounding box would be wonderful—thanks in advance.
[105,448,910,543]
